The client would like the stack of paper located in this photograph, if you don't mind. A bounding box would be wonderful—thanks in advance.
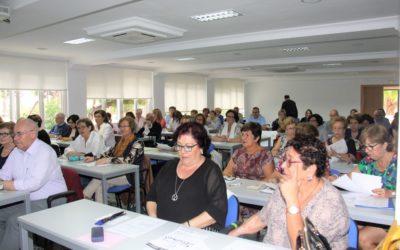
[332,172,381,194]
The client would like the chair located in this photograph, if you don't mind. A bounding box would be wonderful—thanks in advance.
[225,194,239,227]
[107,154,153,210]
[47,168,84,208]
[330,168,341,176]
[348,218,358,249]
[50,144,61,157]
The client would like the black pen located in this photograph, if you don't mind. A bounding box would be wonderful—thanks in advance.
[95,211,126,225]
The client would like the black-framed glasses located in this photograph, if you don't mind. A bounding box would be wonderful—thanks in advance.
[363,143,379,151]
[0,132,11,137]
[175,143,198,152]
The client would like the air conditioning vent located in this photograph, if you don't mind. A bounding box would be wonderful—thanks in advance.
[84,17,186,45]
[0,5,10,23]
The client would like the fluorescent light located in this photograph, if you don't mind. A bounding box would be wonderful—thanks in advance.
[323,63,342,67]
[191,9,241,22]
[280,47,310,53]
[301,0,322,3]
[64,38,95,45]
[176,57,196,61]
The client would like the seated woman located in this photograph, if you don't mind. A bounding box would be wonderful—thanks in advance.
[223,122,275,181]
[146,122,227,230]
[0,122,15,169]
[83,117,144,203]
[61,114,80,141]
[326,116,356,163]
[347,125,396,250]
[271,109,286,132]
[308,114,328,142]
[27,114,51,145]
[300,109,312,123]
[153,108,166,128]
[271,117,297,159]
[212,109,242,143]
[94,110,115,149]
[194,113,209,133]
[229,135,349,249]
[167,110,182,132]
[207,110,222,131]
[64,118,107,158]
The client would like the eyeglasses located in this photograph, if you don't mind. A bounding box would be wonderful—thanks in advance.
[175,143,198,152]
[364,143,379,151]
[119,125,130,129]
[226,115,235,118]
[77,126,87,130]
[13,130,34,138]
[0,132,11,137]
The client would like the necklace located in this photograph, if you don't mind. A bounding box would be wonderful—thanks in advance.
[299,179,321,209]
[171,176,185,202]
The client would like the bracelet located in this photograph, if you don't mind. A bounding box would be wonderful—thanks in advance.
[187,220,190,227]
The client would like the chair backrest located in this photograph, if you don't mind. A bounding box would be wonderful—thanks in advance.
[330,168,341,176]
[225,195,239,227]
[61,167,84,202]
[348,218,358,249]
[142,155,154,193]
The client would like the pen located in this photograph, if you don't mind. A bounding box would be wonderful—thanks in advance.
[95,211,126,225]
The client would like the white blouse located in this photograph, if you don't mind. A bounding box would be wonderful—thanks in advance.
[64,131,107,157]
[95,123,115,148]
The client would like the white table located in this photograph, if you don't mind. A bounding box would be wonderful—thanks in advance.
[260,131,278,149]
[50,139,72,148]
[0,190,31,213]
[212,141,242,156]
[144,147,179,161]
[59,159,141,213]
[330,161,355,174]
[227,178,394,226]
[19,199,286,250]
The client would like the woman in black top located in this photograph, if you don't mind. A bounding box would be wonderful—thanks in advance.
[27,114,51,145]
[146,122,227,230]
[0,122,15,169]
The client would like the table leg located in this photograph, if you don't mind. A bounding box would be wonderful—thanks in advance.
[20,225,33,250]
[24,194,31,213]
[134,169,140,213]
[102,178,108,204]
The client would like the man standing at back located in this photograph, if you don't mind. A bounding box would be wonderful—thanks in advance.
[0,118,67,250]
[281,95,298,119]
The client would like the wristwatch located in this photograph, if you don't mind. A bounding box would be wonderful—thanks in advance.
[287,205,299,215]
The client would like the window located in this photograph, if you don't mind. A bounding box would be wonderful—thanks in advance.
[164,74,206,114]
[87,66,153,122]
[214,79,244,113]
[383,87,399,122]
[0,55,67,127]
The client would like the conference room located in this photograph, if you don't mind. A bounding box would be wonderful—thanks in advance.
[0,0,399,249]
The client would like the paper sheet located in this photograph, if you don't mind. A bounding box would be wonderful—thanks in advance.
[327,138,348,163]
[157,143,174,151]
[222,240,278,250]
[332,172,381,194]
[341,192,392,209]
[107,216,166,238]
[146,227,210,250]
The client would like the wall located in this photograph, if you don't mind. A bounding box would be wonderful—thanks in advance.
[245,73,398,124]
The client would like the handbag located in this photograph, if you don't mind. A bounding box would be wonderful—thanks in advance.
[296,217,331,250]
[376,220,400,250]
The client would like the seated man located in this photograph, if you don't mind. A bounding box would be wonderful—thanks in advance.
[49,112,70,137]
[247,107,267,126]
[0,118,67,250]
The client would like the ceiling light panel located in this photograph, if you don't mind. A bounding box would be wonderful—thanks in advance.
[64,38,95,45]
[191,9,241,22]
[280,47,310,53]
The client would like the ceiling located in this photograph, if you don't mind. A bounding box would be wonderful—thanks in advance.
[0,0,398,79]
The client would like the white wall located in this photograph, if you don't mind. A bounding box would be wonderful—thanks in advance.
[245,74,398,124]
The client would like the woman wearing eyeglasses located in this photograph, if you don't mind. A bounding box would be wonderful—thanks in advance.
[83,117,144,203]
[146,122,227,230]
[64,118,107,158]
[212,109,242,143]
[229,135,349,249]
[349,124,397,250]
[0,122,15,169]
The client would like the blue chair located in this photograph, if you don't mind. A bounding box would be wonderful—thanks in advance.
[225,195,239,227]
[348,218,358,249]
[330,168,341,176]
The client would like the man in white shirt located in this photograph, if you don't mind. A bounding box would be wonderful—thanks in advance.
[0,118,67,250]
[135,108,145,132]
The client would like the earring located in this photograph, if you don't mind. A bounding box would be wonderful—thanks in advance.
[307,176,313,181]
[200,149,204,154]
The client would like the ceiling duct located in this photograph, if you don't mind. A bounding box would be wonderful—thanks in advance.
[84,17,186,44]
[266,66,305,73]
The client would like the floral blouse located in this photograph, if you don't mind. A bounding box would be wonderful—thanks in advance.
[232,147,273,180]
[100,140,144,165]
[358,153,397,190]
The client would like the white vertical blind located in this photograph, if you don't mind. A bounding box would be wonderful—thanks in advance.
[164,74,206,111]
[0,55,67,90]
[87,66,153,98]
[214,79,244,109]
